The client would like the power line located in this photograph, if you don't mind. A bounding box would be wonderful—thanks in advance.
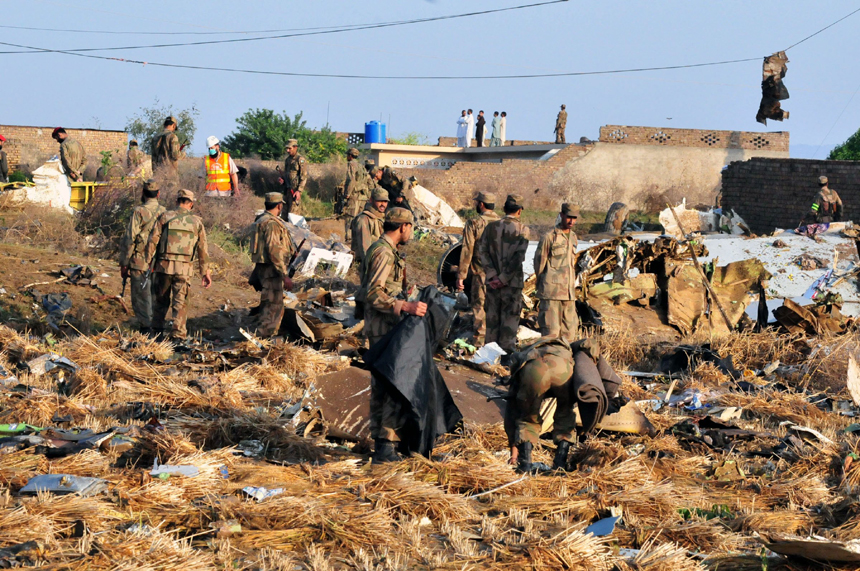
[0,23,378,35]
[0,40,761,79]
[783,6,860,51]
[0,4,855,81]
[0,1,567,53]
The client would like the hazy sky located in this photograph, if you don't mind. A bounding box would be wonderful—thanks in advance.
[2,0,859,158]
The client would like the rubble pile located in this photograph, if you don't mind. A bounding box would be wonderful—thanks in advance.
[0,318,858,569]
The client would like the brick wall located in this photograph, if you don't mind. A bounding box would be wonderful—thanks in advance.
[721,157,860,233]
[599,125,789,152]
[0,125,128,173]
[437,136,556,147]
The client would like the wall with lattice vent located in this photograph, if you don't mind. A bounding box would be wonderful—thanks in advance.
[599,125,789,152]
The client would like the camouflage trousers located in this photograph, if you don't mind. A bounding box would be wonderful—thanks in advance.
[537,299,579,342]
[504,352,576,446]
[470,272,487,340]
[152,272,190,339]
[555,131,566,144]
[129,269,154,329]
[343,214,354,242]
[370,374,404,442]
[485,285,523,352]
[256,264,284,338]
[364,307,400,349]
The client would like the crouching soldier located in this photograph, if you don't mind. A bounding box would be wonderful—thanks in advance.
[505,338,622,473]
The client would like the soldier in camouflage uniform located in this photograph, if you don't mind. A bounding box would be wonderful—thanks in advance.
[505,339,576,472]
[479,194,531,353]
[250,192,296,337]
[119,179,166,333]
[807,175,844,224]
[152,116,185,188]
[352,187,388,266]
[52,127,86,182]
[360,207,428,463]
[279,139,307,218]
[457,192,499,343]
[554,105,567,144]
[127,140,145,176]
[342,147,364,241]
[534,203,579,342]
[144,189,212,341]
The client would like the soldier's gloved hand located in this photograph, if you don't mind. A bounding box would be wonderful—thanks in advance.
[571,338,600,361]
[403,301,427,317]
[283,276,294,291]
[120,266,129,280]
[456,279,465,291]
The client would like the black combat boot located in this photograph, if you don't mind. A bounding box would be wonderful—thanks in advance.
[371,439,400,465]
[552,441,571,471]
[516,441,534,473]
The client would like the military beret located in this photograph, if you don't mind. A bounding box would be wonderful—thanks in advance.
[265,192,284,204]
[347,147,360,157]
[51,127,64,138]
[561,203,580,218]
[385,207,413,225]
[177,189,196,202]
[475,191,496,204]
[371,187,389,201]
[506,194,524,208]
[285,139,298,148]
[819,176,828,185]
[143,179,159,192]
[165,116,178,125]
[129,139,139,146]
[364,159,375,167]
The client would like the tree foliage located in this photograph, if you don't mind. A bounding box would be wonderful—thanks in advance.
[828,128,860,160]
[388,131,430,145]
[221,108,347,163]
[125,99,199,156]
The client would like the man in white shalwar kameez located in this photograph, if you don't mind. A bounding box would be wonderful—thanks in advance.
[456,110,468,147]
[465,109,475,148]
[500,112,507,145]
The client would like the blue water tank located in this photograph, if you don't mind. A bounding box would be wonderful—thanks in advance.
[364,121,387,144]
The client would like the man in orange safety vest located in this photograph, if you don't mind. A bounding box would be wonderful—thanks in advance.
[203,135,239,197]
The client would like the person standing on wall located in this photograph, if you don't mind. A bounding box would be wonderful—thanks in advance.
[475,111,487,148]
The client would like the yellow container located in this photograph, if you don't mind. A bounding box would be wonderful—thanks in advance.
[69,182,103,211]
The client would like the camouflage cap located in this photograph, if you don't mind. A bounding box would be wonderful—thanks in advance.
[364,159,375,167]
[475,191,496,204]
[561,203,580,218]
[129,139,139,146]
[265,192,284,205]
[177,189,196,202]
[561,104,566,109]
[506,194,525,208]
[369,166,380,176]
[165,115,178,125]
[285,139,298,148]
[347,147,360,157]
[819,175,829,185]
[385,207,414,225]
[371,187,389,201]
[143,179,159,192]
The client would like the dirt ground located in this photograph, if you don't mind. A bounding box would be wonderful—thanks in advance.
[0,243,259,341]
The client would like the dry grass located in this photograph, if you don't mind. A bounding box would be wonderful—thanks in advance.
[0,316,856,569]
